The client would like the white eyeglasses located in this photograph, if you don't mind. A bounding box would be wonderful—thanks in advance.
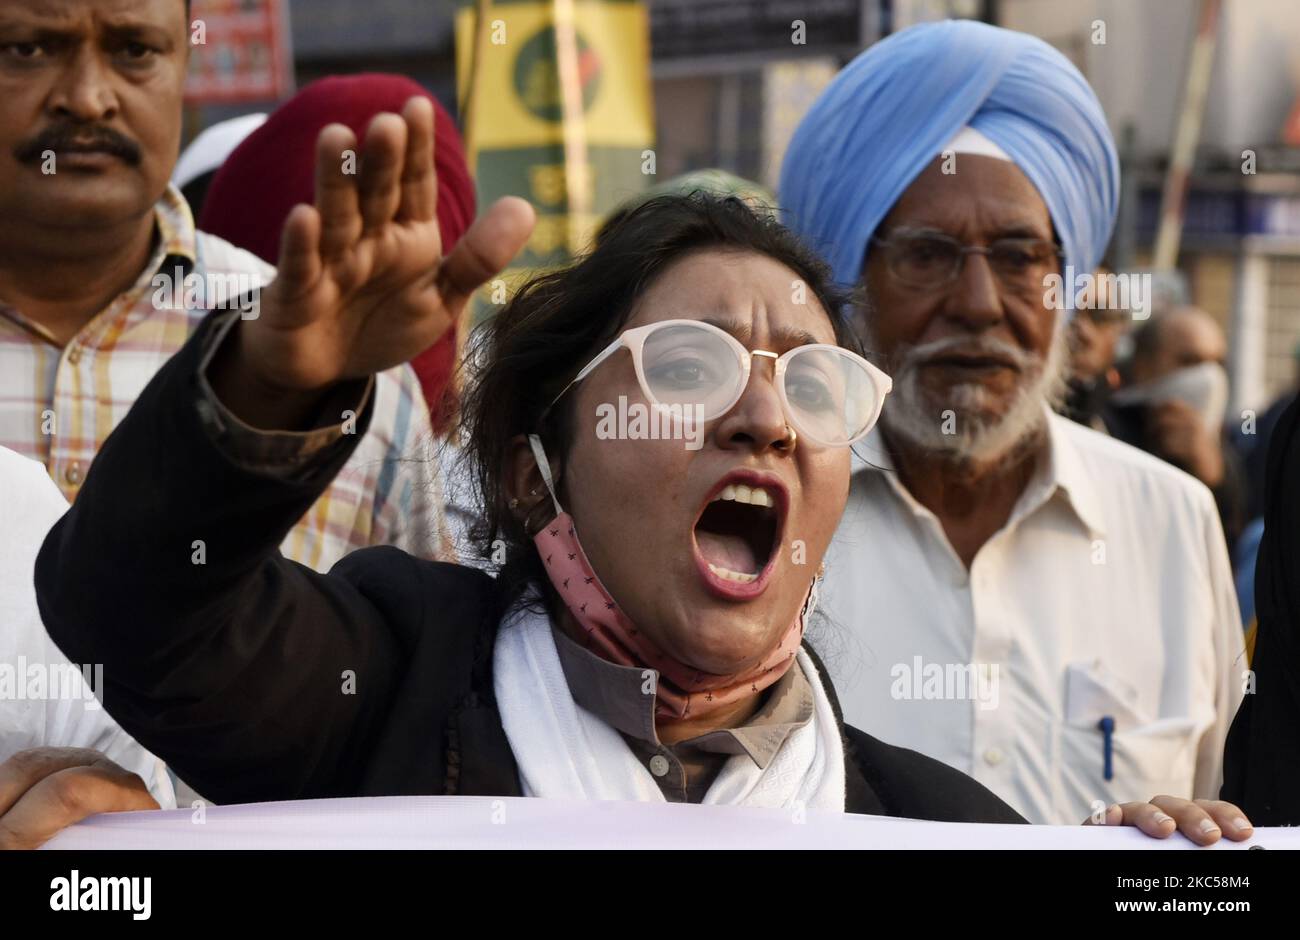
[546,319,893,447]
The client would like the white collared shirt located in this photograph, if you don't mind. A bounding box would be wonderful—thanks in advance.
[819,409,1245,824]
[0,446,175,808]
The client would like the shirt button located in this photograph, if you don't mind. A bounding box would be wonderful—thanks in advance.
[64,462,82,486]
[649,755,670,777]
[984,747,1004,766]
[66,346,82,365]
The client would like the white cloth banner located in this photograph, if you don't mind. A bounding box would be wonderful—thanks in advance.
[41,797,1297,850]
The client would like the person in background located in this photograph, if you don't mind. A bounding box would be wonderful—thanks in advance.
[171,112,267,218]
[780,20,1244,825]
[613,168,778,225]
[650,168,777,212]
[200,75,475,435]
[1221,391,1300,825]
[0,444,174,848]
[1231,340,1300,522]
[1059,268,1129,432]
[1229,343,1300,627]
[1108,306,1244,552]
[0,1,451,574]
[1235,517,1266,630]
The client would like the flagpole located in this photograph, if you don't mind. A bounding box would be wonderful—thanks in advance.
[1153,0,1221,272]
[459,0,493,171]
[554,0,593,254]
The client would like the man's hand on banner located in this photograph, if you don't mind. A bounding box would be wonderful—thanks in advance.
[0,747,158,850]
[1084,795,1253,845]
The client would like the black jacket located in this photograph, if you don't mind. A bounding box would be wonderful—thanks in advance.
[35,312,1025,825]
[1221,393,1300,824]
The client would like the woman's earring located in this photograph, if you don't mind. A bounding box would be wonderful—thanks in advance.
[509,498,520,510]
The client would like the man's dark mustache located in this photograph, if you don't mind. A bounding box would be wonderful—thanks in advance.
[14,124,142,166]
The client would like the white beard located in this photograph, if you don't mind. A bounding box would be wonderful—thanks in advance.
[867,318,1070,466]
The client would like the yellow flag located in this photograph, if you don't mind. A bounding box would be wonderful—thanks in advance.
[456,0,655,313]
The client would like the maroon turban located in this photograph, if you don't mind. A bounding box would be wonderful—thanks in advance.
[200,74,476,432]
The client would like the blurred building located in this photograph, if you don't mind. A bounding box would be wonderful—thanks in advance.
[999,0,1300,415]
[647,1,875,189]
[291,0,458,96]
[189,0,460,128]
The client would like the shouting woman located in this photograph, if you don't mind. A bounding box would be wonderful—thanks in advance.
[28,99,1249,844]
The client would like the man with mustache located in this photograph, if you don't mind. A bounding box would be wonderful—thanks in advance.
[781,21,1244,825]
[0,0,448,843]
[0,0,449,571]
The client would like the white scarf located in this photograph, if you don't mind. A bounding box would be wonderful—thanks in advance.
[492,599,846,811]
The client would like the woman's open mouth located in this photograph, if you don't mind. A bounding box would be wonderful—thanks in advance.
[691,471,787,600]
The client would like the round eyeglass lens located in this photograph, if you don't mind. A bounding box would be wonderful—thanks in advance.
[782,347,879,445]
[640,323,745,420]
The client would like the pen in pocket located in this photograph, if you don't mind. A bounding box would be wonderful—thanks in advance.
[1098,715,1115,781]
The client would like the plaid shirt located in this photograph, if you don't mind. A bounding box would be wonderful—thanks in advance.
[0,186,452,571]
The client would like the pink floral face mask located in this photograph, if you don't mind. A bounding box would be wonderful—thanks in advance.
[527,435,814,721]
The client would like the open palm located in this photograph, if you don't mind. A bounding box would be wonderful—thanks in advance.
[245,96,534,391]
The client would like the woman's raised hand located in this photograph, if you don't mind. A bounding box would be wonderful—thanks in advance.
[216,96,534,426]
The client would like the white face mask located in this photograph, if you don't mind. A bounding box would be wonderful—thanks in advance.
[1113,361,1230,433]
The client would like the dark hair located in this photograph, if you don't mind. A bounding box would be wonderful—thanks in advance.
[1129,315,1162,366]
[460,192,859,602]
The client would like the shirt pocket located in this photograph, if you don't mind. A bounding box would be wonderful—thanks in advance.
[1058,715,1201,811]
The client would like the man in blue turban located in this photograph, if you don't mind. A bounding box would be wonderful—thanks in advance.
[784,21,1246,826]
[781,20,1118,291]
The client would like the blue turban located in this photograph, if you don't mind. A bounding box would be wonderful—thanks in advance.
[779,20,1120,292]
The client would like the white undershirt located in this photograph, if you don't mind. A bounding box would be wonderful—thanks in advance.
[0,446,175,808]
